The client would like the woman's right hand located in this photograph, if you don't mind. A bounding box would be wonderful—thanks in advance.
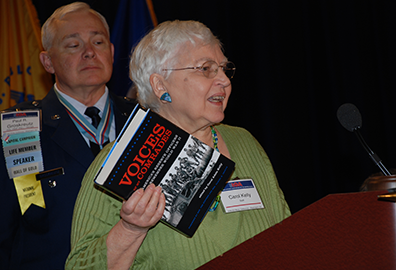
[120,183,165,235]
[107,183,165,269]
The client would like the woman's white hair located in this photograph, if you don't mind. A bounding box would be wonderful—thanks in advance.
[41,2,110,51]
[129,20,222,112]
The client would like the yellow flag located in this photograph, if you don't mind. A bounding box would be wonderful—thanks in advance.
[13,173,46,215]
[0,0,52,111]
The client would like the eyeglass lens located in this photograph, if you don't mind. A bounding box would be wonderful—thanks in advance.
[202,61,235,79]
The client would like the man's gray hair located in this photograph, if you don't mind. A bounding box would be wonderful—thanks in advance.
[41,2,110,51]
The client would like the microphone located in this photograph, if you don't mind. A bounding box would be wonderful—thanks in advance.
[337,103,391,176]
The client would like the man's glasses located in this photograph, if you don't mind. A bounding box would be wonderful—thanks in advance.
[163,60,236,79]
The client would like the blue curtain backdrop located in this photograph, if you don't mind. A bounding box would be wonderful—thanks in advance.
[32,0,396,214]
[108,0,156,97]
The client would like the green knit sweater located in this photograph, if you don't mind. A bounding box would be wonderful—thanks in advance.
[66,124,291,269]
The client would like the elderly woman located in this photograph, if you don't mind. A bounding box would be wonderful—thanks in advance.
[66,20,290,269]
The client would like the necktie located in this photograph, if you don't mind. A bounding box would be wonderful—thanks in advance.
[84,106,102,156]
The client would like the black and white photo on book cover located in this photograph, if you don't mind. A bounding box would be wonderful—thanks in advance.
[159,136,220,227]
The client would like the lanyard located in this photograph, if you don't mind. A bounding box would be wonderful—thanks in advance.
[55,91,113,147]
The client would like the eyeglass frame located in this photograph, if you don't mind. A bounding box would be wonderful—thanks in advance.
[162,60,236,79]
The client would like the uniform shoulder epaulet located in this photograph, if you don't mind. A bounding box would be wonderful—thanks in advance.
[122,96,136,104]
[2,100,43,113]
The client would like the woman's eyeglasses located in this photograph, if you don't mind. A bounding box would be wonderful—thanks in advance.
[163,61,236,79]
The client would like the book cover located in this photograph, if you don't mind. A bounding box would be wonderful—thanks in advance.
[94,105,235,237]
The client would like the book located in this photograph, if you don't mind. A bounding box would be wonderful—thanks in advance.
[94,104,235,237]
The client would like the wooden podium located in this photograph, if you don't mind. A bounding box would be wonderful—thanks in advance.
[198,191,396,270]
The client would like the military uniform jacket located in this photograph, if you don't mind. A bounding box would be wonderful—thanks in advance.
[0,88,135,270]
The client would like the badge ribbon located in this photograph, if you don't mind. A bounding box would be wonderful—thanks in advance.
[13,173,46,215]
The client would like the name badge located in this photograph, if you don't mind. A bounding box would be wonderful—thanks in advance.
[220,179,264,213]
[1,110,41,136]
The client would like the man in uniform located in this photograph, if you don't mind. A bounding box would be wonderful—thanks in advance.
[0,2,135,269]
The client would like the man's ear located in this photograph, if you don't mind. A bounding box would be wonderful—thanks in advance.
[150,73,167,99]
[110,43,115,64]
[39,51,55,74]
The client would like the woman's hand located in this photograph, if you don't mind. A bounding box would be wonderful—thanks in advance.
[120,183,166,235]
[107,183,165,269]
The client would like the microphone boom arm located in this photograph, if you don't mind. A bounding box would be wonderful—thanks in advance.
[354,129,391,176]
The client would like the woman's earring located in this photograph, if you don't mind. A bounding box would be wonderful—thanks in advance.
[160,92,172,103]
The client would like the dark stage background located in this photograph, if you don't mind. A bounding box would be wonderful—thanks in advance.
[31,0,396,214]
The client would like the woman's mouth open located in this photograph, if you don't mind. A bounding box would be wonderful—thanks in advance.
[208,95,225,103]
